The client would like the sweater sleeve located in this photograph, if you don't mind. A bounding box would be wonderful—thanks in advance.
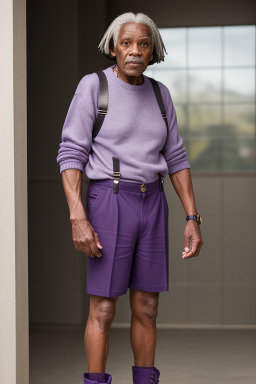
[159,82,191,175]
[56,75,97,174]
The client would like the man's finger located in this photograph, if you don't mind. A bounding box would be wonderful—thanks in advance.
[94,232,103,249]
[90,241,103,258]
[182,249,195,258]
[184,235,190,251]
[182,239,200,258]
[79,243,93,257]
[183,244,200,258]
[194,240,203,257]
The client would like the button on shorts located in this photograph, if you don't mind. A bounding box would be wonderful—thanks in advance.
[85,178,169,298]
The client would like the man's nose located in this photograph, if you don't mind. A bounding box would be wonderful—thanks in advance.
[129,43,142,55]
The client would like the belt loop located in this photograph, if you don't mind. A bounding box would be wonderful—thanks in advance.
[112,157,120,194]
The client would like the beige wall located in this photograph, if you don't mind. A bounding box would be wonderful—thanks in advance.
[28,0,256,327]
[0,0,28,383]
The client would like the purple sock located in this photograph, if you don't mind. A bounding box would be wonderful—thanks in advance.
[87,372,106,383]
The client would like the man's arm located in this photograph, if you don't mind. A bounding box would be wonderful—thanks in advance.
[61,169,103,258]
[169,168,203,259]
[62,168,87,221]
[169,168,198,215]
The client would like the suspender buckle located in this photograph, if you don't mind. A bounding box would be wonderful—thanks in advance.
[112,157,121,194]
[113,171,120,194]
[97,109,108,115]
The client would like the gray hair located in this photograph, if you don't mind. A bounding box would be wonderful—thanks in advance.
[98,12,168,65]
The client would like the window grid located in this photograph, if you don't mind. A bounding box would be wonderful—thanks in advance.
[145,25,256,173]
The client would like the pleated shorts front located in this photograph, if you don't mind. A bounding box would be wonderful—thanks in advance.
[85,178,169,298]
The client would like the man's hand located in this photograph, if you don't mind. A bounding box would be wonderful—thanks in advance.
[71,218,103,258]
[60,169,103,258]
[168,169,203,259]
[182,220,203,259]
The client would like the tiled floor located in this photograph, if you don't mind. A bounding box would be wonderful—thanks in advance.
[29,327,256,384]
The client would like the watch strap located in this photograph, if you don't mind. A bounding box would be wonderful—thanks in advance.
[186,214,202,225]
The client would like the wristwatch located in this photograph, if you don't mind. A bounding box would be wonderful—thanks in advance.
[186,214,202,225]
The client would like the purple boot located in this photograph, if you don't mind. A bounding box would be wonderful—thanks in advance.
[83,372,112,384]
[132,366,160,384]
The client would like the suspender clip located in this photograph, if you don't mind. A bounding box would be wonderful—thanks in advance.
[97,109,108,115]
[158,174,164,190]
[112,157,121,194]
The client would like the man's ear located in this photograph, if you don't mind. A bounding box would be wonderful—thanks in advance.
[110,41,116,58]
[110,49,116,58]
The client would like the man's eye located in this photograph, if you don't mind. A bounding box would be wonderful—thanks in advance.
[122,42,148,46]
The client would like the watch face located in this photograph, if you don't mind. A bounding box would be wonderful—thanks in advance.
[197,214,202,224]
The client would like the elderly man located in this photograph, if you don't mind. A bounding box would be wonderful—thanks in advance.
[56,11,203,384]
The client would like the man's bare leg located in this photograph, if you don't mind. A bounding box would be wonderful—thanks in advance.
[84,294,119,372]
[129,289,159,366]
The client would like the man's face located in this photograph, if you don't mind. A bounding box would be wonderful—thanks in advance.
[110,22,154,78]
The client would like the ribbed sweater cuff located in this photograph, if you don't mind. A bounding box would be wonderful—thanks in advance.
[168,160,191,175]
[59,161,84,173]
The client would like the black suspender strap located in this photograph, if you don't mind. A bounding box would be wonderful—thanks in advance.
[93,71,109,139]
[148,77,169,181]
[112,157,120,193]
[148,77,169,152]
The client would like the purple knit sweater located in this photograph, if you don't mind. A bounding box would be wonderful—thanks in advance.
[56,64,191,184]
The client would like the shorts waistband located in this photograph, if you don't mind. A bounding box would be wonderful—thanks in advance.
[89,178,163,193]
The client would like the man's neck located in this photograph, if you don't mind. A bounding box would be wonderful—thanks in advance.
[113,65,144,85]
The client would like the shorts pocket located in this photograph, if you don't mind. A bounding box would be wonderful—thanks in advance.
[86,183,105,219]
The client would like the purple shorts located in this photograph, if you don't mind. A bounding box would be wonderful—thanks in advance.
[85,178,169,298]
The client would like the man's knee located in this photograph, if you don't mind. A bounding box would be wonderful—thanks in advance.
[132,292,159,325]
[90,296,117,330]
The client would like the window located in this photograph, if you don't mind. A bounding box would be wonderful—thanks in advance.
[145,26,256,172]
